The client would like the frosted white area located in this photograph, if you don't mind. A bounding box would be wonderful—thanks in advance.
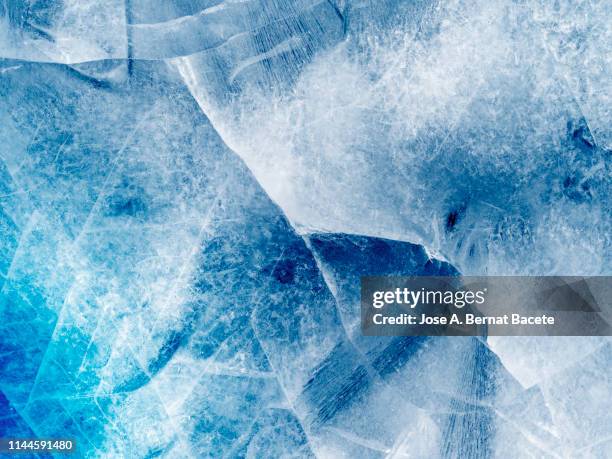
[175,0,611,277]
[0,0,127,63]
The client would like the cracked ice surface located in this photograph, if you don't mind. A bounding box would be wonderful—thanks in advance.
[1,0,611,458]
[176,0,611,276]
[0,0,127,63]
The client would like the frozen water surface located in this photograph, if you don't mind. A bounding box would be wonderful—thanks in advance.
[1,0,611,457]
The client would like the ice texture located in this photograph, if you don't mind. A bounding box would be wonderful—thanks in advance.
[1,0,611,458]
[177,0,611,277]
[0,0,127,63]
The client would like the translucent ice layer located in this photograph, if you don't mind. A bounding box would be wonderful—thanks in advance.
[1,1,611,457]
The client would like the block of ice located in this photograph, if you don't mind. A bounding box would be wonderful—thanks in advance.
[1,0,610,457]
